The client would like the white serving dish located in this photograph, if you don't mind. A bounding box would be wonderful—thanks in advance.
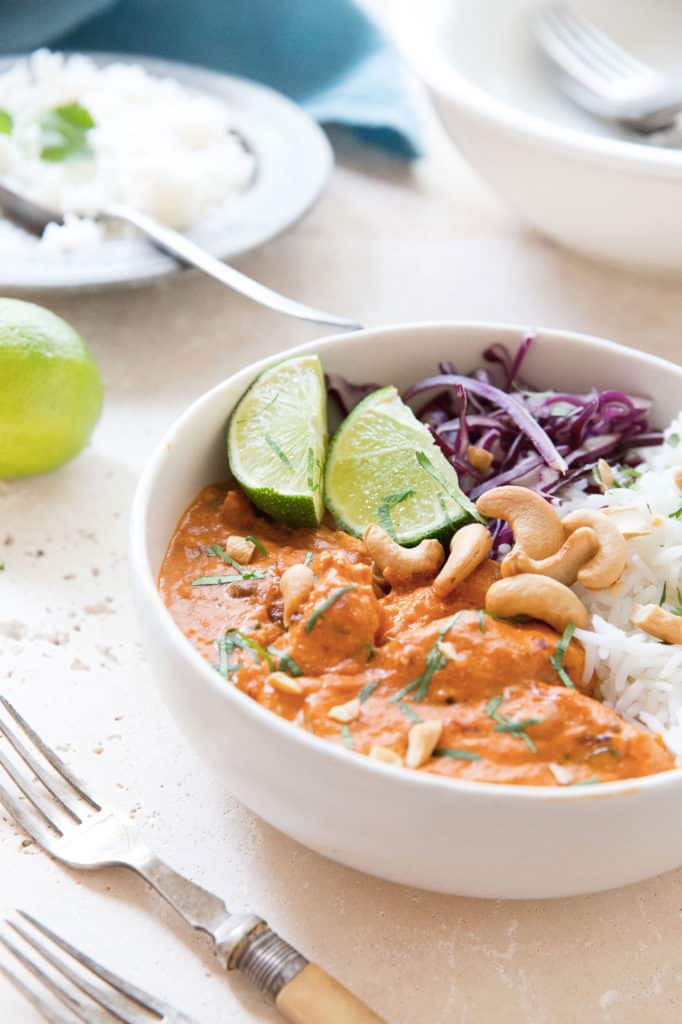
[130,322,682,898]
[391,0,682,276]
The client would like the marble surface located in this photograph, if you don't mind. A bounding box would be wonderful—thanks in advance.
[3,76,682,1024]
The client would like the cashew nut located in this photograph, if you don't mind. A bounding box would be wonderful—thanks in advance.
[548,762,572,785]
[328,698,361,724]
[224,535,256,564]
[363,525,444,585]
[475,486,564,560]
[467,444,493,474]
[267,671,304,696]
[370,745,403,766]
[631,604,682,645]
[595,459,614,491]
[433,523,493,596]
[405,719,443,769]
[602,505,654,539]
[501,526,599,586]
[280,563,314,627]
[485,574,589,632]
[562,509,627,589]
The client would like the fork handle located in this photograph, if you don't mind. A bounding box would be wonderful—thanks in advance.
[234,926,384,1023]
[276,963,384,1023]
[131,854,383,1020]
[101,202,361,329]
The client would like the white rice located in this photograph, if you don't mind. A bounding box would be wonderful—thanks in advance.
[0,50,254,255]
[560,414,682,754]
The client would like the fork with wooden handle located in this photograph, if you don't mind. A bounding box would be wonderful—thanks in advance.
[0,697,384,1023]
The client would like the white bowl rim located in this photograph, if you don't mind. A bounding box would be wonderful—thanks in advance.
[129,319,682,806]
[390,0,682,179]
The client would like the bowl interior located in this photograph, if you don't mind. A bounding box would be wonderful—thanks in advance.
[141,321,682,600]
[394,0,682,153]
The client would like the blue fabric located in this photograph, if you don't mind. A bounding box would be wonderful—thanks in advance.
[0,0,423,158]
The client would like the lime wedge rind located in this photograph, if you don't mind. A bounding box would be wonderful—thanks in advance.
[227,354,327,528]
[324,386,476,546]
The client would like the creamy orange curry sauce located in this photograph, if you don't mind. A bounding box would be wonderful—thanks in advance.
[159,485,674,786]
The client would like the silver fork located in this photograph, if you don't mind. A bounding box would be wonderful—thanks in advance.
[0,697,383,1023]
[531,4,682,133]
[0,910,197,1023]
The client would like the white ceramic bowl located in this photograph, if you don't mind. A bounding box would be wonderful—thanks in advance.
[130,322,682,898]
[391,0,682,276]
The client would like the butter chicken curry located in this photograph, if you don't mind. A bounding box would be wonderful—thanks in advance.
[159,485,674,786]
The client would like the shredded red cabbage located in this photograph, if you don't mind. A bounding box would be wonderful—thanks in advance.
[326,337,663,548]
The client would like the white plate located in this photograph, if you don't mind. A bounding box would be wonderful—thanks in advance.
[0,53,333,291]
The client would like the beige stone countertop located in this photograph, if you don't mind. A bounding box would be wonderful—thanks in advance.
[3,108,682,1023]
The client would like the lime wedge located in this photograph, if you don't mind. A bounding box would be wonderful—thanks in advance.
[227,354,327,527]
[325,386,480,545]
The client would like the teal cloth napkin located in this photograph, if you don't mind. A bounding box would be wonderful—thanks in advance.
[0,0,424,157]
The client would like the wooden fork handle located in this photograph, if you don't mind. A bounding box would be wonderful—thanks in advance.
[233,923,384,1023]
[276,963,385,1024]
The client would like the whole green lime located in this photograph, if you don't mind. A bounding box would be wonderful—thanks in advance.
[0,298,103,478]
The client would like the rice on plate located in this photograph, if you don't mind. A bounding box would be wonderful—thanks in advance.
[0,50,254,256]
[563,417,682,755]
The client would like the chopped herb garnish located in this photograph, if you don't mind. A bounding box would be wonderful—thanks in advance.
[391,679,420,703]
[245,535,268,557]
[669,506,682,520]
[40,102,95,161]
[215,634,242,678]
[206,543,265,580]
[0,563,4,571]
[410,612,464,702]
[376,489,415,540]
[265,432,293,469]
[549,621,576,689]
[267,647,303,677]
[415,450,484,523]
[486,695,543,753]
[547,401,575,417]
[433,748,481,761]
[398,702,422,723]
[341,724,354,749]
[660,582,668,606]
[0,110,12,134]
[569,777,601,787]
[667,433,680,448]
[305,584,357,633]
[478,609,487,633]
[192,574,244,587]
[219,629,274,670]
[304,551,313,567]
[358,680,379,703]
[615,465,641,488]
[485,694,504,717]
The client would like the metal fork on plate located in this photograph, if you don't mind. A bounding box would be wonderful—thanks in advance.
[0,697,383,1023]
[531,4,682,135]
[0,910,197,1023]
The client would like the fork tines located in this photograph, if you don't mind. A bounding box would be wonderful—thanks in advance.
[0,911,195,1023]
[0,695,100,852]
